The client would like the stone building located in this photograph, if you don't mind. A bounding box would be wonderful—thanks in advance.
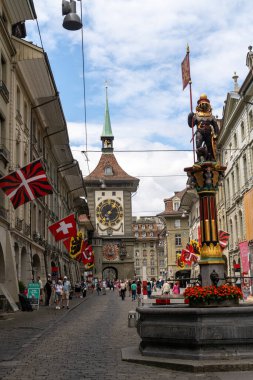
[157,189,190,281]
[132,216,164,281]
[217,51,253,279]
[0,0,87,309]
[83,88,139,281]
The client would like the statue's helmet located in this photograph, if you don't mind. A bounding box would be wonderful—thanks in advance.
[196,94,212,113]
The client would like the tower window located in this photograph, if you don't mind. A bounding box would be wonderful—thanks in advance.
[104,166,113,175]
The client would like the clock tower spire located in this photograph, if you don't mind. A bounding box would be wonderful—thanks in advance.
[101,82,114,153]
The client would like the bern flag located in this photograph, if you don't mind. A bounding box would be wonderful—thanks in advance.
[0,159,53,209]
[49,214,77,242]
[181,50,191,90]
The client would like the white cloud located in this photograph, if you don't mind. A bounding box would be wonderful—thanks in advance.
[27,0,253,216]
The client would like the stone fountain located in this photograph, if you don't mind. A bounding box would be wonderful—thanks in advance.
[122,95,253,372]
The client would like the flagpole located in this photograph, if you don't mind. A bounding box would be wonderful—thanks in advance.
[187,45,195,163]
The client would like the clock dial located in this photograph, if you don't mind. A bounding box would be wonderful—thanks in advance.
[102,243,119,260]
[96,199,123,226]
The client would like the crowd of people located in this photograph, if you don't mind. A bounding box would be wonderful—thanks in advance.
[20,275,183,311]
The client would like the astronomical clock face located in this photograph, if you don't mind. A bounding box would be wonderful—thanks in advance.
[96,199,123,227]
[102,243,119,261]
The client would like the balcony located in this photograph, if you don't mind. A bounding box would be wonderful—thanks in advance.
[24,223,30,237]
[15,217,23,231]
[0,80,9,103]
[0,143,10,166]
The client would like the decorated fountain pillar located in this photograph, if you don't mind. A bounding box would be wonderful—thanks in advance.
[184,162,226,285]
[184,94,227,286]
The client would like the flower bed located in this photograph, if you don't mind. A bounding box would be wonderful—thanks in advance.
[184,285,243,306]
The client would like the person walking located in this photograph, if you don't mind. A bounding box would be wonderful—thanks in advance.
[147,281,152,298]
[55,279,63,309]
[62,276,71,309]
[172,280,181,295]
[44,275,52,306]
[120,280,127,300]
[96,282,101,295]
[137,281,142,305]
[161,280,171,295]
[131,281,137,301]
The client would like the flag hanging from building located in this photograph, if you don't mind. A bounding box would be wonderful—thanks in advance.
[49,214,77,242]
[181,49,191,90]
[0,159,53,209]
[219,230,230,250]
[82,244,94,265]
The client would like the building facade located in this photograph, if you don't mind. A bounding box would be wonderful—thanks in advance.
[132,216,164,281]
[0,0,87,308]
[157,189,190,281]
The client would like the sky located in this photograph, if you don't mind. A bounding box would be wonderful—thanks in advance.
[25,0,253,216]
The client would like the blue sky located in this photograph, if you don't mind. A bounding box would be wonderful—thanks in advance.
[25,0,253,215]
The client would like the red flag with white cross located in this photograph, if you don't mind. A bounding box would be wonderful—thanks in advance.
[48,214,77,242]
[0,159,53,209]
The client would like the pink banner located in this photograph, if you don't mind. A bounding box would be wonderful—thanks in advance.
[239,241,249,274]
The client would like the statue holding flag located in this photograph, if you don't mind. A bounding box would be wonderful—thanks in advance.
[188,94,219,162]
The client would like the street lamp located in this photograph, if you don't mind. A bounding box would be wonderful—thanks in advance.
[62,0,82,30]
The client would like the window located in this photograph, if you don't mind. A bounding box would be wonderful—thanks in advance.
[150,242,154,248]
[112,191,116,196]
[0,114,6,144]
[142,225,146,230]
[142,232,146,238]
[142,243,146,248]
[241,121,245,141]
[149,232,154,237]
[159,260,164,266]
[175,234,182,246]
[233,133,237,149]
[143,259,147,266]
[243,155,248,183]
[135,250,139,257]
[151,259,154,266]
[134,225,138,231]
[16,86,21,113]
[249,110,253,130]
[135,232,138,238]
[136,259,140,266]
[175,219,181,228]
[143,250,147,257]
[173,200,180,211]
[151,268,155,275]
[104,166,113,175]
[229,142,233,158]
[135,269,140,275]
[149,224,153,230]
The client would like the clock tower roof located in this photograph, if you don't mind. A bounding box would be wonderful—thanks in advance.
[101,84,114,153]
[83,153,139,190]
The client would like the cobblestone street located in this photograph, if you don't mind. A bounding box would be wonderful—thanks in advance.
[0,291,253,380]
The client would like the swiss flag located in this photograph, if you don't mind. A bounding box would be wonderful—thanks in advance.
[49,214,77,241]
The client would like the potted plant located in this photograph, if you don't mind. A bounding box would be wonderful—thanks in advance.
[184,284,243,307]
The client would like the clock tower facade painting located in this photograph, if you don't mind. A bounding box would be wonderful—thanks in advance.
[83,87,139,280]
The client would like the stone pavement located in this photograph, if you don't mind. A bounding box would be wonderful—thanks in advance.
[0,290,253,379]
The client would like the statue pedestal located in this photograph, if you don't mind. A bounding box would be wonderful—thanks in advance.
[200,264,225,286]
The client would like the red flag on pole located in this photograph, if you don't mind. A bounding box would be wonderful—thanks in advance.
[181,48,191,90]
[48,214,77,241]
[0,159,53,209]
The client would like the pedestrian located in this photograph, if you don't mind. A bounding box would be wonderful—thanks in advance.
[147,281,152,298]
[172,280,180,295]
[128,280,132,297]
[81,280,87,298]
[131,281,137,301]
[96,282,101,295]
[137,281,142,305]
[62,276,71,309]
[120,280,127,300]
[55,279,63,309]
[161,280,171,295]
[44,275,52,306]
[37,276,43,304]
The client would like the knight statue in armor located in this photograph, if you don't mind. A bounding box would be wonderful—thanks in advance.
[188,94,219,162]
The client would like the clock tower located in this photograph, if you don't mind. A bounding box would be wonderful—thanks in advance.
[83,86,139,280]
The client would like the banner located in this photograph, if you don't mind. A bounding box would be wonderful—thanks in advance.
[181,51,191,90]
[239,241,249,274]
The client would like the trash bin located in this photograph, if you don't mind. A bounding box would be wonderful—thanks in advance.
[128,310,137,327]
